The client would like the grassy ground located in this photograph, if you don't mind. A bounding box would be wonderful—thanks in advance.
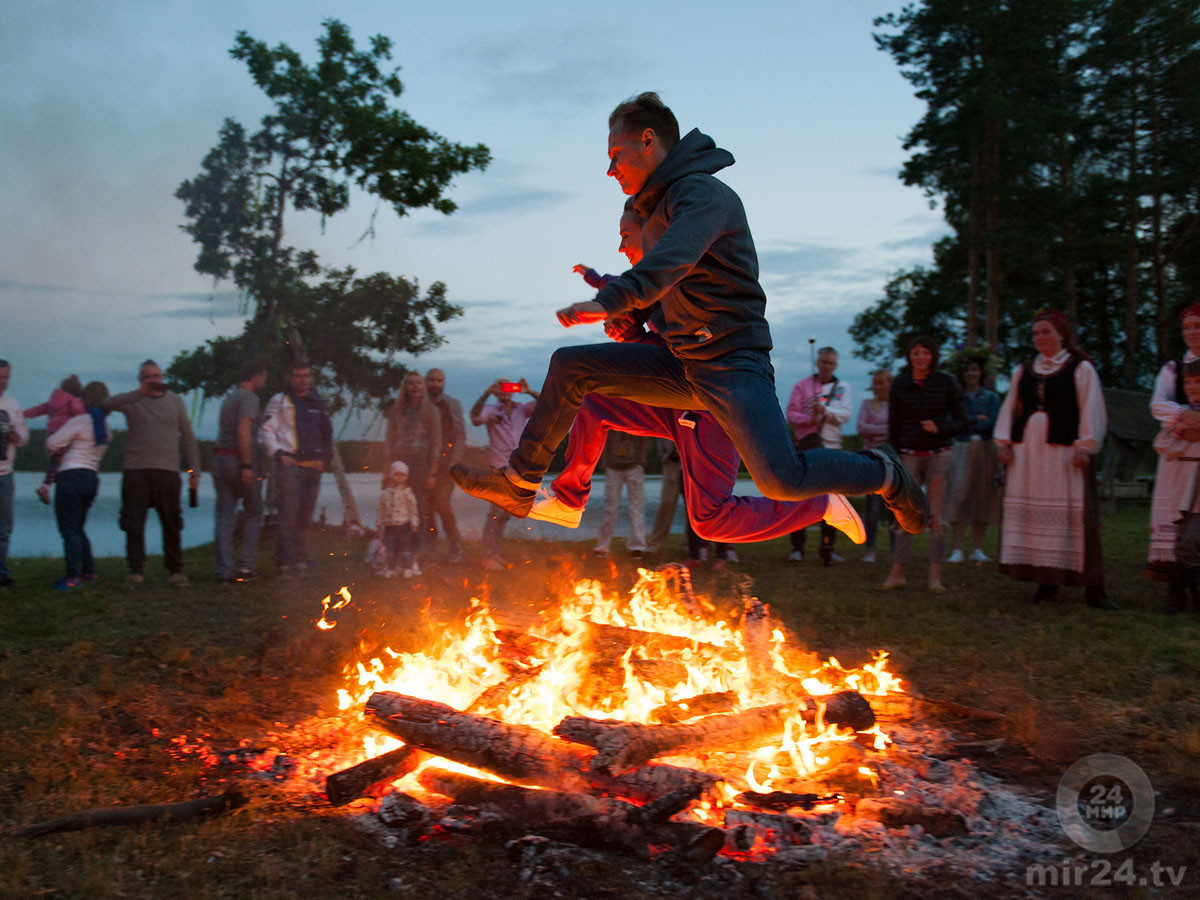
[1,502,1198,898]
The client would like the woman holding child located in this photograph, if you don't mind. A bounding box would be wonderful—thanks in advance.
[995,310,1112,608]
[46,381,110,590]
[1146,306,1200,612]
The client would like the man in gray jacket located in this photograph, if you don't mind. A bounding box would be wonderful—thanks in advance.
[105,359,200,586]
[453,93,926,535]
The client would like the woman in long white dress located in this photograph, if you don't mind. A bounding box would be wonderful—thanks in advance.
[1146,305,1200,609]
[994,310,1113,608]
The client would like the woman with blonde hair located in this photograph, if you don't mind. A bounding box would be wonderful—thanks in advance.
[385,371,441,556]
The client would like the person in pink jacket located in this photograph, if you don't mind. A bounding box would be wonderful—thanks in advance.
[24,375,85,505]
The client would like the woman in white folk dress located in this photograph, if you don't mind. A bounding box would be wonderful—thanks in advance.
[994,310,1113,609]
[1146,305,1200,612]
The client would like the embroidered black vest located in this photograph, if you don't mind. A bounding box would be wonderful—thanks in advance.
[1176,358,1188,404]
[1010,355,1082,446]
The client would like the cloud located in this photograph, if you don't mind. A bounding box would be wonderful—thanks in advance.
[462,23,638,110]
[462,187,575,216]
[415,185,575,236]
[877,227,949,252]
[0,279,102,296]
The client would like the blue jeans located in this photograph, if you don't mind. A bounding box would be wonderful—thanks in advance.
[55,468,98,578]
[550,396,826,542]
[0,472,13,578]
[212,455,264,578]
[275,465,322,567]
[512,343,885,500]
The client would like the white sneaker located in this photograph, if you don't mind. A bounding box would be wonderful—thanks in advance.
[410,560,421,576]
[827,552,846,564]
[946,549,965,564]
[823,495,866,544]
[787,550,804,562]
[698,546,710,561]
[862,549,876,563]
[528,489,583,528]
[401,567,414,578]
[725,549,739,562]
[969,549,990,563]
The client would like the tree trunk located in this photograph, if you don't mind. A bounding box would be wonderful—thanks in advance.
[1124,67,1142,389]
[966,137,982,348]
[983,114,1003,351]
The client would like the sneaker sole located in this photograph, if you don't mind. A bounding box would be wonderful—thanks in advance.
[823,494,866,544]
[528,504,583,528]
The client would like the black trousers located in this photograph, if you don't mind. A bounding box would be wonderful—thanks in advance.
[119,469,183,575]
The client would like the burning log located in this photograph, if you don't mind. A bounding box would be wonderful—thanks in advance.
[327,665,556,807]
[569,620,727,657]
[418,768,723,860]
[741,596,774,695]
[555,691,875,775]
[326,745,422,807]
[367,692,599,792]
[734,790,842,812]
[365,691,721,803]
[12,791,247,839]
[649,691,738,724]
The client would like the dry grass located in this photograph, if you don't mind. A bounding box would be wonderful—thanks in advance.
[1,503,1198,898]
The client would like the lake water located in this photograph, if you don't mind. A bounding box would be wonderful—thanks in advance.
[7,471,771,559]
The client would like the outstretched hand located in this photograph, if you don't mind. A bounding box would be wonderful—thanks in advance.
[556,301,607,328]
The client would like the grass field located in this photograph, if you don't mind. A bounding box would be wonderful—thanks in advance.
[1,501,1198,898]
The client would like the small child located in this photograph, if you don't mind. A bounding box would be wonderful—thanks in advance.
[376,460,421,577]
[24,374,85,505]
[1155,359,1200,613]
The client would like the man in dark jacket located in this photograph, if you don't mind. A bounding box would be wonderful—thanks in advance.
[261,362,333,575]
[452,93,926,534]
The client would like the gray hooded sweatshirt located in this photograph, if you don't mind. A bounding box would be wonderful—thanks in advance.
[594,128,773,361]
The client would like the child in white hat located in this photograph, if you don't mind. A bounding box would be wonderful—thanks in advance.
[376,460,421,577]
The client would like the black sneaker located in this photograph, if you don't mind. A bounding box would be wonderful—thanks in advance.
[450,465,535,517]
[235,569,260,583]
[875,445,929,534]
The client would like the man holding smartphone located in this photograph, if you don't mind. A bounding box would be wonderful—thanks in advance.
[469,378,539,570]
[104,359,200,587]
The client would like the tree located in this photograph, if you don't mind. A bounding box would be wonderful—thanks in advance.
[170,20,490,524]
[862,0,1200,387]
